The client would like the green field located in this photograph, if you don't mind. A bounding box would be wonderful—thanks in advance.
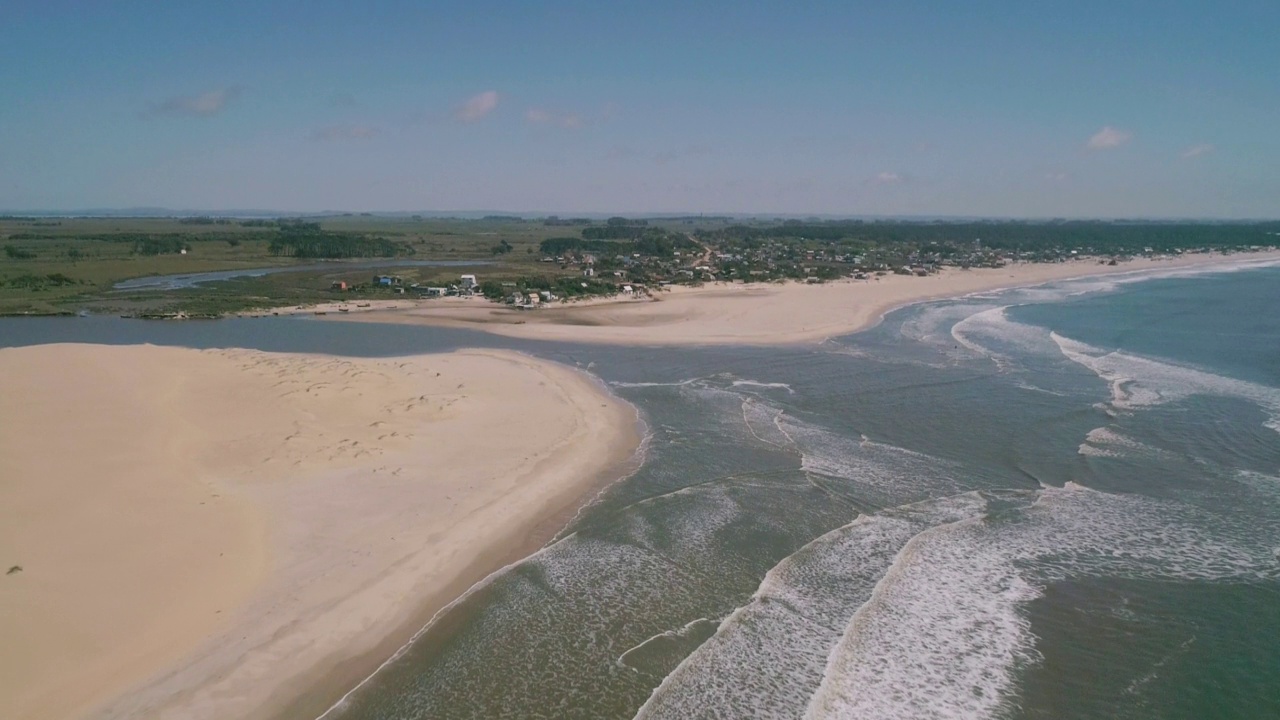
[0,215,610,316]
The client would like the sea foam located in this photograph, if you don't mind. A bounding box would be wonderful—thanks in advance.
[1051,333,1280,433]
[636,493,994,720]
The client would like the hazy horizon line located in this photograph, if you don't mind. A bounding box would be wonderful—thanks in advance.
[4,208,1279,223]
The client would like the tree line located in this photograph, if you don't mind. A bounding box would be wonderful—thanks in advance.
[539,230,696,257]
[709,221,1280,255]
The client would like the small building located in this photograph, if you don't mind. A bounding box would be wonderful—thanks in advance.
[460,274,478,290]
[423,287,446,297]
[331,281,349,291]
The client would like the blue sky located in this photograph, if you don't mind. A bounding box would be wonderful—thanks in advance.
[2,1,1277,217]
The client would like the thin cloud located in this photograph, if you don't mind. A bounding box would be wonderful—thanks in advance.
[874,171,903,185]
[455,90,499,122]
[310,124,381,141]
[152,87,239,117]
[526,107,584,129]
[1086,126,1132,150]
[1182,143,1214,159]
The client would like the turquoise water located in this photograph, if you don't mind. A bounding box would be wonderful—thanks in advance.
[2,260,1277,718]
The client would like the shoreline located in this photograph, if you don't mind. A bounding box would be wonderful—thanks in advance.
[0,344,642,720]
[276,389,648,720]
[313,251,1280,346]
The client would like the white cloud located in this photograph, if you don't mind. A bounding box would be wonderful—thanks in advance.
[153,87,239,117]
[455,90,499,122]
[1086,126,1132,150]
[874,171,903,185]
[525,107,584,129]
[311,124,381,141]
[1181,143,1214,159]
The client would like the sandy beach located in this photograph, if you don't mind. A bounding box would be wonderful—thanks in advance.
[0,344,640,720]
[322,252,1280,346]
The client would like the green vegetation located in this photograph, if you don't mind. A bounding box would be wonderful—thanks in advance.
[710,220,1280,256]
[538,231,695,257]
[2,273,81,290]
[267,222,413,259]
[478,276,622,301]
[1,214,1276,317]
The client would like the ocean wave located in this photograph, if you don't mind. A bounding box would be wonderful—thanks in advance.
[804,514,1041,720]
[1051,333,1280,433]
[1077,425,1170,460]
[635,475,1280,720]
[804,481,1280,720]
[778,414,963,506]
[610,378,704,388]
[635,493,995,720]
[948,305,1070,372]
[730,379,795,394]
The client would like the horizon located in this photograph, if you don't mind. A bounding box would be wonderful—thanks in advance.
[3,2,1278,217]
[4,208,1279,223]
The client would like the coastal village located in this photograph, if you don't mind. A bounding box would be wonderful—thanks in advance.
[3,215,1275,320]
[314,218,1262,312]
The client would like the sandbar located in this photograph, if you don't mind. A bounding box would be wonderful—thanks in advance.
[0,344,639,720]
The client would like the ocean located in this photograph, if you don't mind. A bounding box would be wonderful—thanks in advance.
[3,261,1277,719]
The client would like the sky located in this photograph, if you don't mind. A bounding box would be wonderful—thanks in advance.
[1,0,1277,217]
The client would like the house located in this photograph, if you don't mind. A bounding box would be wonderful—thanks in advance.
[373,275,402,286]
[460,274,478,291]
[423,287,446,297]
[331,281,349,291]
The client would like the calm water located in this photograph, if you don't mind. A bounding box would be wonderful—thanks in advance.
[2,260,1277,719]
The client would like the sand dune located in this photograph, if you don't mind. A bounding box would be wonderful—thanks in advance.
[0,344,639,720]
[325,253,1280,345]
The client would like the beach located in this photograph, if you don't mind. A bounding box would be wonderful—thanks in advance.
[5,251,1278,720]
[320,252,1280,345]
[0,344,640,720]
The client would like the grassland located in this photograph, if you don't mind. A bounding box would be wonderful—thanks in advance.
[0,215,605,316]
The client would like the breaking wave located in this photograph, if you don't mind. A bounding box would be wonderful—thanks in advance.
[1051,333,1280,433]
